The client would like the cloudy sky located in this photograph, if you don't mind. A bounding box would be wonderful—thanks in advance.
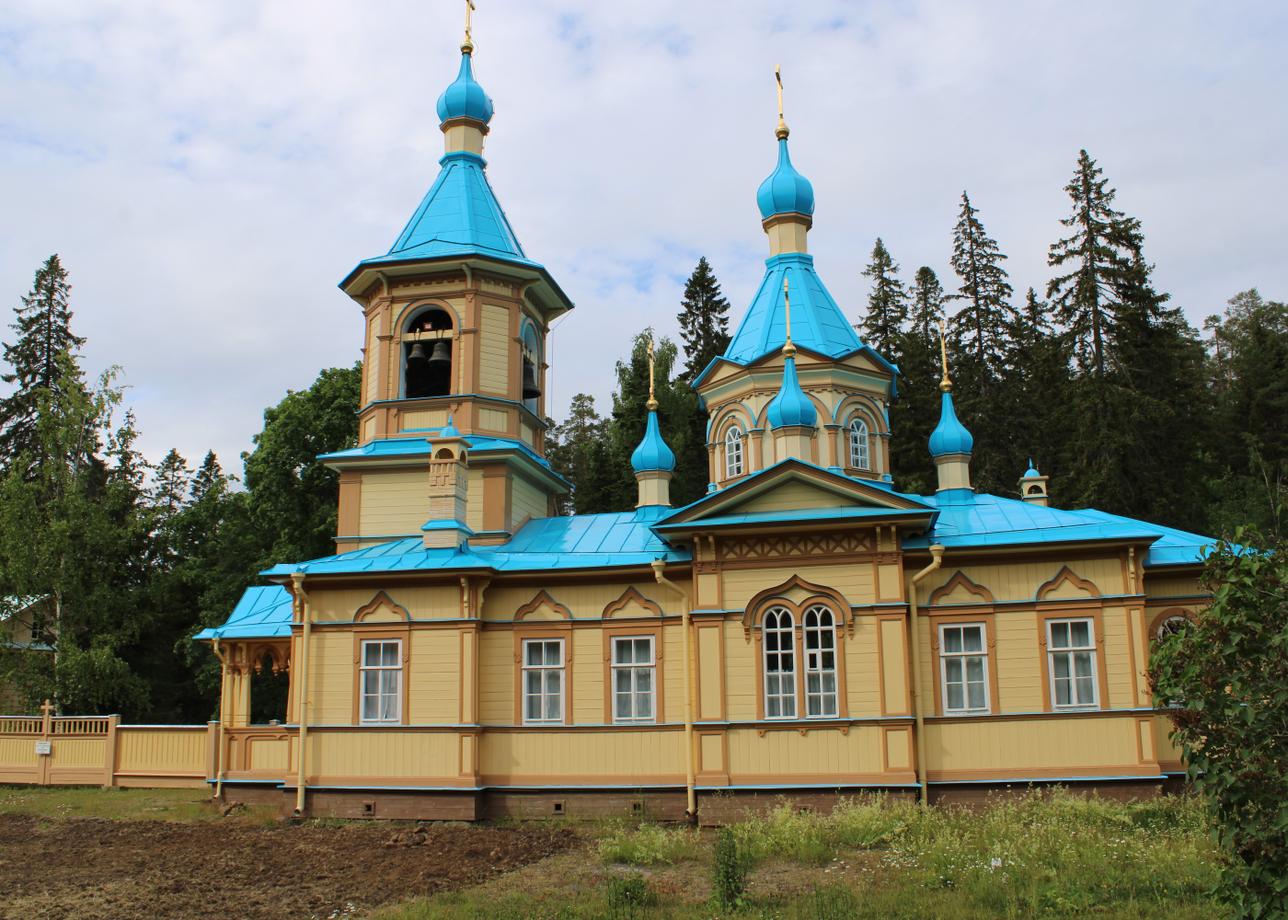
[2,1,1284,473]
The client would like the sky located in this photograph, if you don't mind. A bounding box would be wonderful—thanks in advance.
[2,1,1285,475]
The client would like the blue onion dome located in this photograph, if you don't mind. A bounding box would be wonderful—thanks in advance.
[766,354,818,428]
[631,409,676,473]
[757,138,815,221]
[436,51,494,126]
[929,391,974,457]
[1023,458,1041,478]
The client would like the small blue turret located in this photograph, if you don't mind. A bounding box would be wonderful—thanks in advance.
[766,352,817,429]
[929,391,974,458]
[757,137,815,221]
[436,50,494,127]
[631,408,676,474]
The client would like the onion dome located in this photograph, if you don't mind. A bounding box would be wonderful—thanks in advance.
[929,391,974,457]
[1023,458,1041,479]
[630,409,676,473]
[436,51,494,127]
[766,353,817,429]
[757,138,815,221]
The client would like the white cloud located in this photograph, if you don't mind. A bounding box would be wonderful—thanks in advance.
[1,0,1284,471]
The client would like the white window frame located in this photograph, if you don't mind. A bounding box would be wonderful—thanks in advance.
[1047,618,1098,710]
[848,418,871,471]
[358,638,403,724]
[762,606,797,719]
[803,605,839,718]
[521,638,565,725]
[611,636,656,724]
[725,426,744,479]
[939,623,990,715]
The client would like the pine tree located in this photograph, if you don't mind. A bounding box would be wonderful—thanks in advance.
[676,257,732,382]
[0,255,87,466]
[1000,288,1071,496]
[859,238,909,362]
[1047,149,1142,378]
[890,267,946,493]
[948,191,1015,379]
[547,394,614,515]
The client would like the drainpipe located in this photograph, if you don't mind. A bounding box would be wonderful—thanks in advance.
[651,559,696,822]
[292,571,312,817]
[907,545,945,806]
[211,637,229,801]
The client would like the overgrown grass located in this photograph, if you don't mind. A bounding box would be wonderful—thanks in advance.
[0,785,278,824]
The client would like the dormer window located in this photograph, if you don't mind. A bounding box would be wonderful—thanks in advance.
[848,418,870,471]
[403,308,454,399]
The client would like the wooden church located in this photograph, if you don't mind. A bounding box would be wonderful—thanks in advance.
[196,19,1212,821]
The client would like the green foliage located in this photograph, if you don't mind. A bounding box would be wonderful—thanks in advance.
[859,237,909,362]
[598,822,702,865]
[1150,533,1288,917]
[712,826,746,910]
[604,873,657,912]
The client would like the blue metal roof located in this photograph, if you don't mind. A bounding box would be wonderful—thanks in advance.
[757,137,814,220]
[194,586,293,640]
[436,50,494,126]
[716,253,884,373]
[929,390,974,457]
[319,432,557,474]
[630,409,676,473]
[349,151,538,276]
[766,353,817,429]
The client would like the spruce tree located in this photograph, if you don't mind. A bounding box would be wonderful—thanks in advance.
[947,192,1015,493]
[1046,149,1142,378]
[676,257,732,381]
[948,191,1015,379]
[890,267,946,493]
[859,238,909,362]
[0,255,87,466]
[1000,288,1071,495]
[547,394,614,515]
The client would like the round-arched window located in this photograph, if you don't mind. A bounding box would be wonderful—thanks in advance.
[848,418,870,470]
[762,606,796,719]
[725,426,745,479]
[403,307,454,399]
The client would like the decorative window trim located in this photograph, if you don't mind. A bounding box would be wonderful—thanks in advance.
[743,576,853,638]
[356,637,405,725]
[1149,607,1194,644]
[749,593,849,721]
[1037,613,1105,711]
[513,625,573,725]
[932,615,999,716]
[350,626,410,725]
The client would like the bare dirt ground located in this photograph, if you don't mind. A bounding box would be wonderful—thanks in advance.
[0,813,578,920]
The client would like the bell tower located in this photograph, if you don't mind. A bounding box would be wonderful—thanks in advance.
[324,11,573,551]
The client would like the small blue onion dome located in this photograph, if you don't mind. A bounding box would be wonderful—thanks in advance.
[929,391,974,457]
[440,414,462,439]
[766,355,818,428]
[757,138,815,221]
[1023,458,1041,478]
[436,51,494,126]
[631,409,676,473]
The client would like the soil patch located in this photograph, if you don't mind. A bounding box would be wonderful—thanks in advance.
[0,813,577,920]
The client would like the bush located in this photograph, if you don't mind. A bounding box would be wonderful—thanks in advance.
[604,873,656,912]
[597,822,701,865]
[713,826,746,910]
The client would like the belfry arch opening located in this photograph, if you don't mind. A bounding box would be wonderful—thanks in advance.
[403,307,455,399]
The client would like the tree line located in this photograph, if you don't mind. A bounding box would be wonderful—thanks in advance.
[550,149,1288,542]
[0,148,1282,719]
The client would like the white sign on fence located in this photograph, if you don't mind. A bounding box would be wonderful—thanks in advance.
[34,740,51,756]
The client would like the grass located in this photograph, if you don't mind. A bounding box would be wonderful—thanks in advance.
[0,784,278,824]
[376,790,1226,920]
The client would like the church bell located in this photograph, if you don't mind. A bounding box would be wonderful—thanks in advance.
[427,340,452,368]
[522,361,541,400]
[407,342,428,365]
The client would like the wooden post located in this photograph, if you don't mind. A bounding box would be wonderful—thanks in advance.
[206,721,219,784]
[101,714,120,788]
[38,699,53,786]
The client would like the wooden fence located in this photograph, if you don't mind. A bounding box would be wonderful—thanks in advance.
[0,703,214,789]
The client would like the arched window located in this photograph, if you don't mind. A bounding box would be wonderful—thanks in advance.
[725,426,744,479]
[402,307,454,399]
[803,605,838,717]
[762,606,796,719]
[521,323,542,414]
[848,418,870,471]
[1156,614,1190,642]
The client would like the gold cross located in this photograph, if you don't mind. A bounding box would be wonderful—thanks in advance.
[647,335,657,410]
[775,65,789,139]
[937,320,953,392]
[463,0,476,52]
